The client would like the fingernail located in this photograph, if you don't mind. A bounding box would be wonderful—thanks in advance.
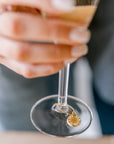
[65,58,76,65]
[70,29,91,43]
[71,45,88,57]
[51,0,75,12]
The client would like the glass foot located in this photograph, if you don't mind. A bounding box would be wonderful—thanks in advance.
[30,95,93,137]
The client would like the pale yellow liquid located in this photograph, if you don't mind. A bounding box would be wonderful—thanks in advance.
[59,6,97,26]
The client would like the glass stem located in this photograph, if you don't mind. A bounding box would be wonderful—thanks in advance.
[58,64,70,106]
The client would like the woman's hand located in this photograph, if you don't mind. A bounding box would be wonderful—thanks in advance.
[0,0,90,78]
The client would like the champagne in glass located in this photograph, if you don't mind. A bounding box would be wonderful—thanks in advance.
[30,0,99,137]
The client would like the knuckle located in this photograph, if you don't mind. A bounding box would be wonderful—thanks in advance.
[23,66,34,78]
[14,44,28,61]
[9,18,20,36]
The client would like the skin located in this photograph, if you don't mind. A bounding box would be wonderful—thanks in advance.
[0,0,90,78]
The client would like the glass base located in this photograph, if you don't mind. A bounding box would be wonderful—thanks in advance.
[30,95,93,137]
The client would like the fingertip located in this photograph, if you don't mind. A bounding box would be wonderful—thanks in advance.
[71,45,88,57]
[70,28,91,44]
[51,0,75,12]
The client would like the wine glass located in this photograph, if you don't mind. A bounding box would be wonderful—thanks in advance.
[30,0,99,137]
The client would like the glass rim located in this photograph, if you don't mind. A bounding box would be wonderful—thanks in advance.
[74,0,100,6]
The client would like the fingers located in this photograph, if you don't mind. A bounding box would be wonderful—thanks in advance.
[0,56,66,78]
[0,13,91,45]
[0,0,89,79]
[0,36,88,63]
[0,0,75,14]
